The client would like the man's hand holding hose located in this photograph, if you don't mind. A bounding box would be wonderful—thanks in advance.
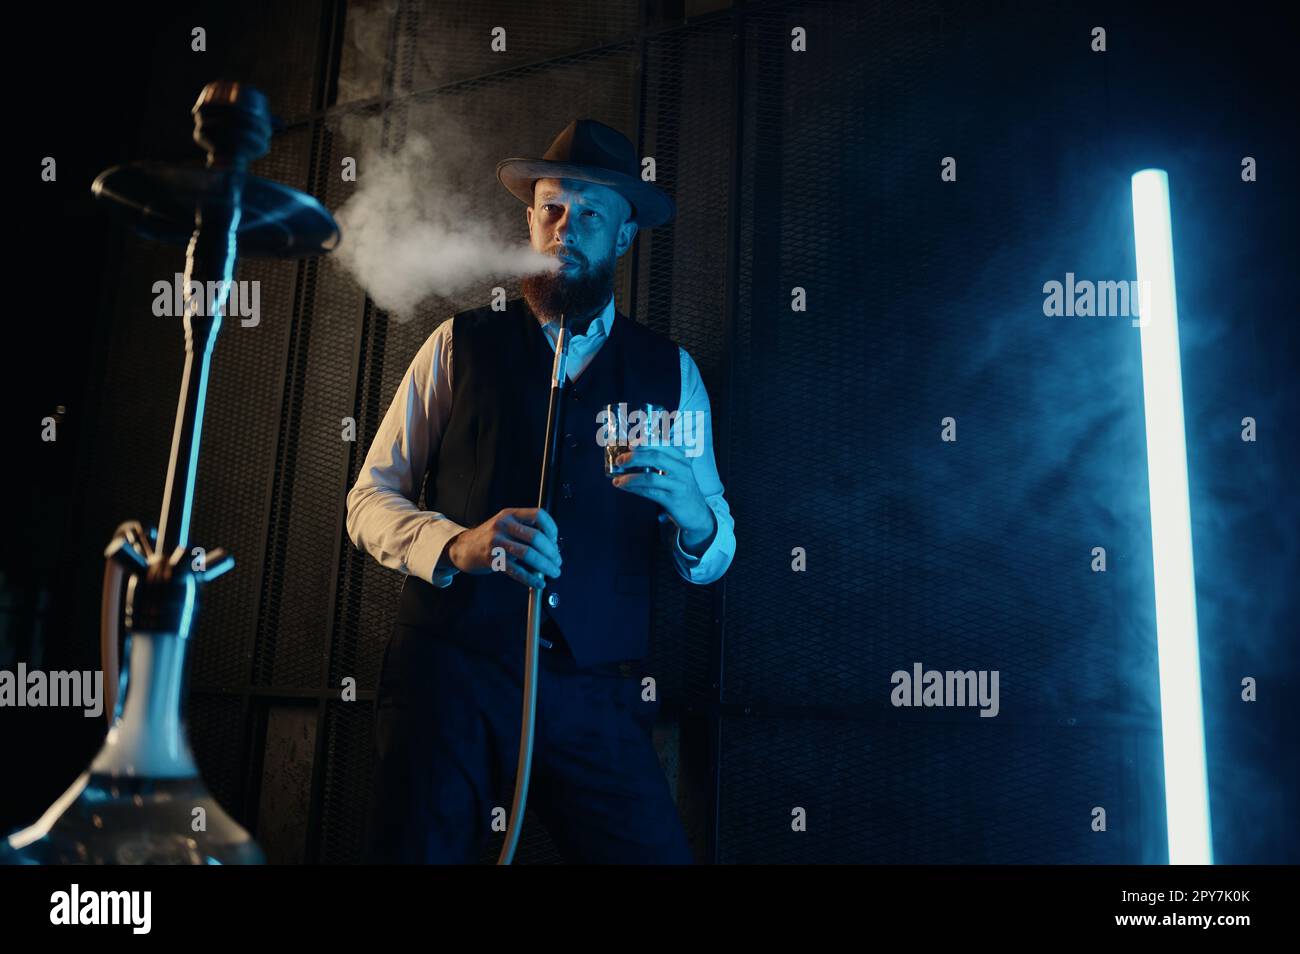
[444,506,563,589]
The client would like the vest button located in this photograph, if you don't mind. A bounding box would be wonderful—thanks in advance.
[557,536,564,551]
[565,433,577,449]
[547,591,560,609]
[561,482,573,499]
[570,390,581,403]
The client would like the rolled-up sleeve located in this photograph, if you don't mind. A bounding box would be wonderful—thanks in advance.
[663,347,736,585]
[345,319,466,587]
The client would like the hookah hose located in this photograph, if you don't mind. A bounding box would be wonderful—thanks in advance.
[100,521,152,724]
[100,551,125,724]
[497,312,570,866]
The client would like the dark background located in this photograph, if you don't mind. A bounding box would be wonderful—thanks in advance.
[4,0,1297,863]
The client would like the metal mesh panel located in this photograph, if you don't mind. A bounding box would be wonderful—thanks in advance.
[727,1,1151,718]
[190,126,313,692]
[252,251,355,690]
[319,700,375,863]
[393,0,641,93]
[640,17,736,703]
[719,0,1160,861]
[718,715,1145,863]
[252,105,367,692]
[220,0,327,122]
[187,693,248,827]
[242,114,362,713]
[315,105,397,691]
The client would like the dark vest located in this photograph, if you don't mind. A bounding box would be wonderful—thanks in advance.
[395,297,681,669]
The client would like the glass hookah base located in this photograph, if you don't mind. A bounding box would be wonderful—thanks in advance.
[5,773,265,865]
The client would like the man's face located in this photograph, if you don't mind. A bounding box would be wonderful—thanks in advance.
[520,177,637,324]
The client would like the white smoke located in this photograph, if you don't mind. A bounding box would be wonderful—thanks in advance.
[330,125,557,322]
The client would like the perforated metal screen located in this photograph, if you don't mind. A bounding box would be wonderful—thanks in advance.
[712,0,1170,863]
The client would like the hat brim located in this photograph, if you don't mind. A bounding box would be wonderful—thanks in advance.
[496,158,676,229]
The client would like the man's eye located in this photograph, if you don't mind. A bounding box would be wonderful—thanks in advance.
[541,204,596,217]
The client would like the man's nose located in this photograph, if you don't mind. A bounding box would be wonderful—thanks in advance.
[552,212,579,246]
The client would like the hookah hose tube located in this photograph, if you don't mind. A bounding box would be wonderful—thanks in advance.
[497,313,569,866]
[100,521,152,724]
[100,555,125,725]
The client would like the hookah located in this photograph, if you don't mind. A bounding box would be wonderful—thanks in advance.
[2,82,339,864]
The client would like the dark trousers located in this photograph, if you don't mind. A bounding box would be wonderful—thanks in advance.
[365,622,693,864]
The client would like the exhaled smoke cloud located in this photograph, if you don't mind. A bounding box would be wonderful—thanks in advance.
[330,129,556,322]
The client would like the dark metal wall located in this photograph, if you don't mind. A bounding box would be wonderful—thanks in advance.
[60,0,1298,863]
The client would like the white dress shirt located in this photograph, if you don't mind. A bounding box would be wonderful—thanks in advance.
[346,294,736,590]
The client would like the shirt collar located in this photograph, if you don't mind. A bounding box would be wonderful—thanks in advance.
[540,293,615,341]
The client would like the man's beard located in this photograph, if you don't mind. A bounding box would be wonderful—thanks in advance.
[521,250,617,334]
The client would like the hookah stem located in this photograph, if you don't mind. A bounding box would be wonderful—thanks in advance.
[498,311,569,865]
[156,182,242,562]
[101,176,244,712]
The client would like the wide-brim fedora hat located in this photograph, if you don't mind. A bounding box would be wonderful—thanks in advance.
[496,119,676,228]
